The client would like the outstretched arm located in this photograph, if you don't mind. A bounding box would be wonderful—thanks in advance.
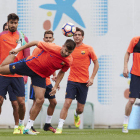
[10,41,39,55]
[49,70,65,96]
[86,59,99,87]
[123,52,130,78]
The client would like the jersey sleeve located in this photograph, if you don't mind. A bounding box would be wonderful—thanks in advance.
[38,41,58,52]
[88,46,98,61]
[127,37,139,53]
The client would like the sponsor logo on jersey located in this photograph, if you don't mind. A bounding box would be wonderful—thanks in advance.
[61,61,65,65]
[81,51,85,55]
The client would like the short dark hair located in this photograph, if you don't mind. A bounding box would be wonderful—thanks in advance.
[44,30,54,37]
[3,23,7,31]
[76,27,84,36]
[65,39,76,50]
[8,13,19,22]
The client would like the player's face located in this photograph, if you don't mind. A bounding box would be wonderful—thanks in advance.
[4,24,8,31]
[61,45,73,57]
[73,31,84,44]
[43,34,54,43]
[8,19,18,32]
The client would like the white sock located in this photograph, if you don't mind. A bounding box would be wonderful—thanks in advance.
[14,125,18,129]
[58,119,65,129]
[19,119,24,125]
[46,115,52,124]
[74,110,78,117]
[123,115,129,124]
[14,43,21,56]
[25,119,34,130]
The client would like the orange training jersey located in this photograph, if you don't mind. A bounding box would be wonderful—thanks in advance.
[68,43,97,83]
[26,42,73,78]
[32,47,51,85]
[0,31,24,77]
[127,36,140,76]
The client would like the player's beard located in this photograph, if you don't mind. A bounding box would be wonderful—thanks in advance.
[8,26,17,32]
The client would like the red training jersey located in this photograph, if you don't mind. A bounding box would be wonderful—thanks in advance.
[0,31,25,77]
[127,36,140,76]
[26,42,73,78]
[32,47,51,86]
[68,43,97,83]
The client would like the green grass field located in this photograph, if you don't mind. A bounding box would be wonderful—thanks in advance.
[0,129,140,140]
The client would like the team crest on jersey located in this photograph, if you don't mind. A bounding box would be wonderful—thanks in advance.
[61,61,65,65]
[16,39,18,43]
[65,92,67,95]
[12,65,15,69]
[81,51,85,55]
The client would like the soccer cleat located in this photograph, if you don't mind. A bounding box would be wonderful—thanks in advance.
[74,114,81,127]
[122,124,128,133]
[23,129,37,135]
[13,128,20,134]
[55,128,62,134]
[43,124,56,133]
[31,126,40,134]
[18,124,25,134]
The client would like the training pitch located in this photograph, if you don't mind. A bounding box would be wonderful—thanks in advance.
[0,129,140,140]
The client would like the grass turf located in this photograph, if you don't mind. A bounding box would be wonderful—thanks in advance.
[0,129,140,140]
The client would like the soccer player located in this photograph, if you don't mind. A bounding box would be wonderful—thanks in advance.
[55,27,99,134]
[0,38,76,135]
[29,30,57,133]
[0,22,30,134]
[122,37,140,133]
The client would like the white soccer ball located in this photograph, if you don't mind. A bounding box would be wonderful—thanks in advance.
[62,23,76,37]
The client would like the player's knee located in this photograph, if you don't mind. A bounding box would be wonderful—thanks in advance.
[77,108,83,114]
[64,101,72,109]
[36,97,44,105]
[18,100,25,108]
[50,100,57,107]
[12,101,19,110]
[129,99,135,105]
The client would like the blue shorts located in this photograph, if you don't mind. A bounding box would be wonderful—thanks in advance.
[7,85,17,101]
[65,81,88,104]
[0,75,25,99]
[29,84,55,100]
[129,74,140,98]
[9,59,46,88]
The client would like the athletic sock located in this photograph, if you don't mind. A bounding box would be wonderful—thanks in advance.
[74,110,78,117]
[25,119,34,130]
[14,43,21,56]
[123,115,129,124]
[14,125,18,129]
[58,119,65,129]
[45,115,52,124]
[19,119,24,125]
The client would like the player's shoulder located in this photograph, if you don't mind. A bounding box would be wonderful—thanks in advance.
[81,43,92,49]
[0,31,9,38]
[131,36,140,41]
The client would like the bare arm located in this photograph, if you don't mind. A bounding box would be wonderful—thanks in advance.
[49,70,65,96]
[86,59,99,87]
[123,51,130,78]
[10,41,39,55]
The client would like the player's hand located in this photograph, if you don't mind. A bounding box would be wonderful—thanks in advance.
[57,85,60,90]
[51,76,57,82]
[86,78,94,87]
[123,67,129,78]
[49,87,57,96]
[9,49,18,55]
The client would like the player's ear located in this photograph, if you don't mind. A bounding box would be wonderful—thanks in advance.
[52,38,54,42]
[43,38,45,42]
